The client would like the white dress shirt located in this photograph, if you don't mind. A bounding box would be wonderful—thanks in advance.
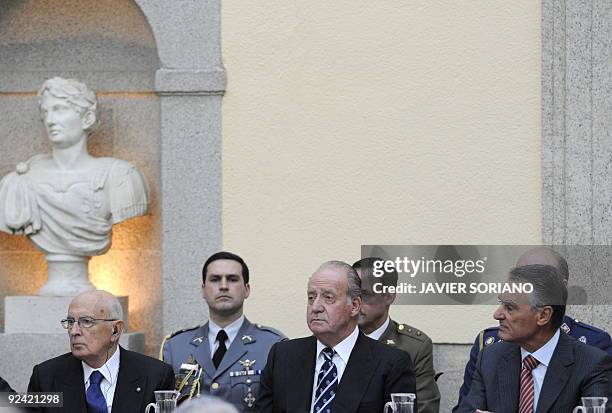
[520,329,560,412]
[310,326,360,412]
[365,317,390,341]
[82,346,121,413]
[208,315,245,357]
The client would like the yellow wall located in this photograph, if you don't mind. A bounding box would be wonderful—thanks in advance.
[221,1,541,342]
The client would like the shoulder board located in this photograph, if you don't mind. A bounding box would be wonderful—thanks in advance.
[254,323,287,339]
[570,318,608,334]
[396,323,426,341]
[167,325,201,340]
[159,325,201,360]
[479,327,500,351]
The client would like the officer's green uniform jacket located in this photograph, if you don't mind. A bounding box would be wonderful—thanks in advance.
[379,319,441,413]
[161,317,286,412]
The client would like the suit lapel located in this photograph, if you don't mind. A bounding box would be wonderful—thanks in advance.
[536,334,572,413]
[497,346,520,413]
[212,318,253,379]
[57,355,87,412]
[333,333,378,413]
[192,324,215,379]
[112,348,147,413]
[287,336,317,412]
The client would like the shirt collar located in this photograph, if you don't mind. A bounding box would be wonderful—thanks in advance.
[365,317,390,341]
[316,325,360,364]
[82,346,121,385]
[209,315,245,344]
[521,329,560,367]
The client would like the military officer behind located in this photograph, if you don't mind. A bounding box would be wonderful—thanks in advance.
[453,247,612,411]
[161,251,286,412]
[353,257,441,413]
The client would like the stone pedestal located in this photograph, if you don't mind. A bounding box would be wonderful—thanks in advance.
[1,296,145,392]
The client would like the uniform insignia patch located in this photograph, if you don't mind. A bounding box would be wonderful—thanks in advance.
[561,323,571,334]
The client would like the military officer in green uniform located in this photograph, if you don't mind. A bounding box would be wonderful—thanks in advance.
[161,251,286,412]
[353,258,441,413]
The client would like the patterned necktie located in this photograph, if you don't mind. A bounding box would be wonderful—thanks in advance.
[212,329,228,369]
[312,347,338,413]
[518,355,540,413]
[86,370,108,413]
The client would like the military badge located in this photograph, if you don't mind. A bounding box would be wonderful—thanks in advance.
[229,359,261,408]
[561,323,571,335]
[579,336,587,343]
[485,336,495,346]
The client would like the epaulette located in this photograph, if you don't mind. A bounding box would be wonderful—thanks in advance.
[158,325,200,360]
[571,318,609,334]
[254,323,287,339]
[396,323,426,342]
[478,327,500,351]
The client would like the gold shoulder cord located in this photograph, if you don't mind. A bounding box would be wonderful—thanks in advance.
[478,330,485,352]
[188,368,203,400]
[159,332,173,360]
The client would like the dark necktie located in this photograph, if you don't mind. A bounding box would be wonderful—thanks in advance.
[212,330,228,369]
[312,347,338,413]
[86,370,108,413]
[518,355,540,413]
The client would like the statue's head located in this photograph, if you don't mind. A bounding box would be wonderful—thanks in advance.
[37,77,98,146]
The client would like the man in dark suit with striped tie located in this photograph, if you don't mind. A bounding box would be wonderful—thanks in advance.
[456,265,612,413]
[255,260,416,413]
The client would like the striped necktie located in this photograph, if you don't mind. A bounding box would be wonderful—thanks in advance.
[518,355,539,413]
[312,347,338,413]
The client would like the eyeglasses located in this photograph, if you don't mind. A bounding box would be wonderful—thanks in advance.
[60,317,118,329]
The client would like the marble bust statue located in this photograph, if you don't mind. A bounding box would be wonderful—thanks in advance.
[0,77,150,296]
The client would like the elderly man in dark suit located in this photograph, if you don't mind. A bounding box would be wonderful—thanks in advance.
[456,265,612,413]
[27,290,175,413]
[255,260,416,413]
[455,247,612,411]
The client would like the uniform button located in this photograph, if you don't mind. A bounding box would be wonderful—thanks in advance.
[211,382,220,390]
[398,325,404,331]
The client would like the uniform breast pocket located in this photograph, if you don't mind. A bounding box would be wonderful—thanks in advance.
[230,374,261,410]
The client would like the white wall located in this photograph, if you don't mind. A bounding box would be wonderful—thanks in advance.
[221,1,541,342]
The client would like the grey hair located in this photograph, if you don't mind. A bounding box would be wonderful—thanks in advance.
[173,396,239,413]
[508,264,567,330]
[37,77,98,131]
[315,260,361,300]
[106,295,124,321]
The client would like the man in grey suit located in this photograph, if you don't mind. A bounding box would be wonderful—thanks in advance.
[162,251,286,412]
[456,265,612,413]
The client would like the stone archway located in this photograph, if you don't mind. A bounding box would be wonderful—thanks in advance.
[0,1,225,386]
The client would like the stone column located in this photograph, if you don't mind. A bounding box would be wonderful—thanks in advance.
[156,69,225,334]
[542,0,612,331]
